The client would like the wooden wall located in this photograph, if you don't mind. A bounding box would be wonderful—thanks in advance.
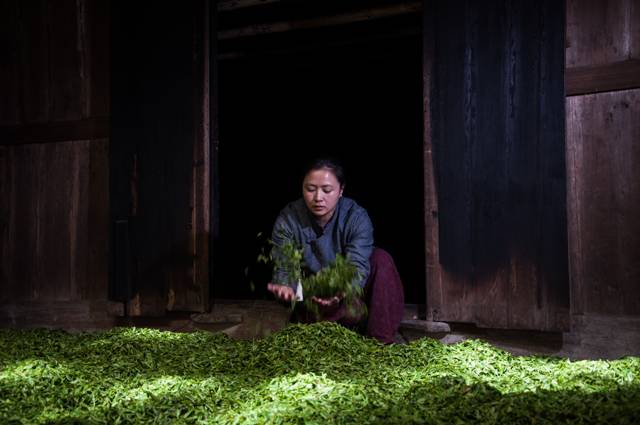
[566,0,640,317]
[0,0,110,312]
[1,0,211,322]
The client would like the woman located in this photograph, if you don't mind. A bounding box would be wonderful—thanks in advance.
[267,158,405,344]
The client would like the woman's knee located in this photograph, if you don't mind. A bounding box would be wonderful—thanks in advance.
[370,248,395,267]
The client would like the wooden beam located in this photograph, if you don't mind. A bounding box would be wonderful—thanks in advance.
[218,2,422,40]
[422,0,441,321]
[0,116,109,146]
[218,0,282,12]
[218,26,421,60]
[566,59,640,96]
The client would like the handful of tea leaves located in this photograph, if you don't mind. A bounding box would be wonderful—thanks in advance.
[261,239,365,317]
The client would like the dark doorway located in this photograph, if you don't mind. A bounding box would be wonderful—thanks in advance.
[215,32,425,304]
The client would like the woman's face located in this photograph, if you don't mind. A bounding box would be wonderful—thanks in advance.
[302,168,344,225]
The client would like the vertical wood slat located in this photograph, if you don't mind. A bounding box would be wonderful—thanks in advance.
[85,138,109,301]
[566,0,640,68]
[422,0,440,319]
[0,0,22,125]
[8,146,40,300]
[47,0,84,122]
[566,90,640,316]
[427,0,568,331]
[86,0,110,117]
[184,0,211,312]
[19,0,50,124]
[0,146,11,303]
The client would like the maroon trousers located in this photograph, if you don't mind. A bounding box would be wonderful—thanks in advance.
[293,248,405,344]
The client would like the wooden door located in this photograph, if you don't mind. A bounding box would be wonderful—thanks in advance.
[110,2,212,315]
[423,0,569,331]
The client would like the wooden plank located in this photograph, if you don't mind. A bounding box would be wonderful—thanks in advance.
[18,0,50,124]
[566,0,640,68]
[566,59,640,96]
[538,0,570,330]
[0,0,22,125]
[0,301,121,329]
[189,0,211,312]
[217,2,421,40]
[8,145,41,301]
[0,146,10,303]
[76,0,90,118]
[84,138,109,301]
[565,97,586,316]
[86,0,110,117]
[566,90,640,316]
[0,117,109,146]
[47,0,83,121]
[71,141,91,301]
[422,0,441,320]
[217,0,281,12]
[36,143,73,301]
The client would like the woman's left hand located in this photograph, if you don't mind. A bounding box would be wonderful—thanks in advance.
[311,295,341,307]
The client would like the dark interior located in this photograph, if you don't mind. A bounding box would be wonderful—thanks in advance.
[215,30,425,303]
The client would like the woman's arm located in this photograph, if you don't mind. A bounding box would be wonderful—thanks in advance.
[344,210,374,288]
[268,213,298,302]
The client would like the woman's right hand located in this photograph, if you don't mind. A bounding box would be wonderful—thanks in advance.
[267,283,295,301]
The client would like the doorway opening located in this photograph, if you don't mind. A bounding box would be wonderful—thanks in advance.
[215,19,425,304]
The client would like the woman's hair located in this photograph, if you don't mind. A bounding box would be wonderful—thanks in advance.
[302,157,346,188]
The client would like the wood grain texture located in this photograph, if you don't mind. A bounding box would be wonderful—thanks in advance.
[47,0,84,121]
[18,0,50,124]
[0,0,22,125]
[0,0,107,127]
[567,59,640,96]
[0,140,108,303]
[423,0,441,319]
[86,0,110,117]
[85,138,109,301]
[566,0,640,68]
[110,1,207,314]
[0,117,109,146]
[0,1,110,309]
[427,0,568,331]
[566,90,640,316]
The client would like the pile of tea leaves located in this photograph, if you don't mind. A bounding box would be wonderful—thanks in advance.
[1,323,639,424]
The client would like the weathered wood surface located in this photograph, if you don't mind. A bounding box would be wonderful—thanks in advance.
[566,0,640,68]
[566,59,640,96]
[0,117,109,146]
[426,0,569,331]
[565,0,640,319]
[561,314,640,359]
[0,0,111,311]
[0,140,109,303]
[422,0,439,321]
[565,0,640,95]
[0,301,122,330]
[217,2,421,40]
[0,0,109,127]
[566,90,640,316]
[110,1,210,315]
